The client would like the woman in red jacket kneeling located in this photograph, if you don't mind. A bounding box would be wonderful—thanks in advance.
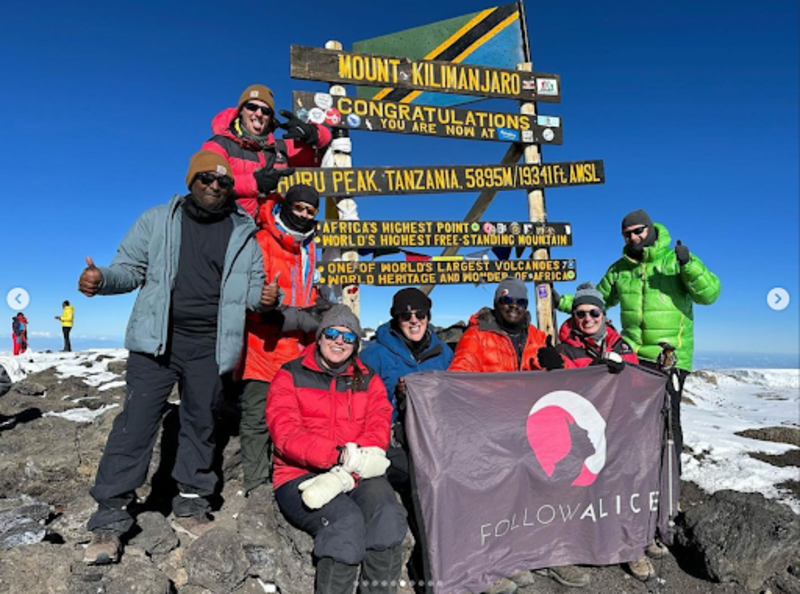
[267,305,408,594]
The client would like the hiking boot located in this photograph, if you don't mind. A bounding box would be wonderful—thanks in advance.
[170,513,215,539]
[83,530,121,565]
[627,556,656,582]
[646,539,669,559]
[533,565,590,588]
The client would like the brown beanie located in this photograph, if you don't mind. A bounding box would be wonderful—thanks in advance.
[185,150,234,189]
[237,84,275,112]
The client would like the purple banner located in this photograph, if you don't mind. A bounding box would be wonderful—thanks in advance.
[405,365,671,594]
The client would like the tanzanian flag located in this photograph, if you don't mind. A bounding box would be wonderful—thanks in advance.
[353,2,529,107]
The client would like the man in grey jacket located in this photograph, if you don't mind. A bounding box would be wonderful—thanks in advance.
[79,150,278,565]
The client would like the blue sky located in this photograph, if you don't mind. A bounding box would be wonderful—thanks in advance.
[1,0,798,360]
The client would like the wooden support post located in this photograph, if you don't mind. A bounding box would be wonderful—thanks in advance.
[324,40,360,317]
[519,61,557,338]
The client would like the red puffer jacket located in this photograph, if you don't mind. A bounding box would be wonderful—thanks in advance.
[240,200,319,383]
[449,307,557,372]
[266,346,393,489]
[201,107,332,218]
[557,318,639,367]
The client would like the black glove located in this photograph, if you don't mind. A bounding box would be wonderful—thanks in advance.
[675,240,690,266]
[602,351,626,373]
[278,110,319,145]
[254,166,295,195]
[537,335,564,370]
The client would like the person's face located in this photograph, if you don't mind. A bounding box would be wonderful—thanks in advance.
[240,99,272,136]
[573,305,604,335]
[190,171,234,210]
[496,295,528,325]
[290,200,318,221]
[396,309,429,342]
[623,224,649,246]
[318,325,357,366]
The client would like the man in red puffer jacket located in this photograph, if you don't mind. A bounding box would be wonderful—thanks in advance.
[202,84,331,220]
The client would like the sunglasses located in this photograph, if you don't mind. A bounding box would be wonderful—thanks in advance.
[623,225,648,239]
[499,295,529,308]
[575,309,602,319]
[195,171,234,189]
[242,102,273,116]
[322,327,358,344]
[292,202,318,217]
[398,310,428,322]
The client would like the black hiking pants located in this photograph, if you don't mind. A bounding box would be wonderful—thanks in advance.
[88,334,222,533]
[62,326,72,352]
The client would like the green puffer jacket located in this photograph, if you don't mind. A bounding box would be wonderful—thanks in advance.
[558,222,720,371]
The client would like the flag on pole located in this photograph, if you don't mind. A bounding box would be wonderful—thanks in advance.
[352,2,528,107]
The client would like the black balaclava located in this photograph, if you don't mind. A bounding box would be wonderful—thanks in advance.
[621,209,656,259]
[280,183,320,234]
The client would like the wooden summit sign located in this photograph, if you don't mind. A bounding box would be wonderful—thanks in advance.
[277,160,603,197]
[316,220,572,248]
[293,91,563,144]
[318,259,577,286]
[290,45,561,103]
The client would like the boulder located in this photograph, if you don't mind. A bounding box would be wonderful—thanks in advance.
[184,528,249,593]
[676,490,800,590]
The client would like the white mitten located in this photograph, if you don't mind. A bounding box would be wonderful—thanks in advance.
[321,137,353,168]
[340,443,390,479]
[298,466,355,509]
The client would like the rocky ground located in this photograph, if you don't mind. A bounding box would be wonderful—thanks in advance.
[0,351,798,594]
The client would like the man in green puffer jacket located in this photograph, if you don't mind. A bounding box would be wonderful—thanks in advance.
[557,209,721,474]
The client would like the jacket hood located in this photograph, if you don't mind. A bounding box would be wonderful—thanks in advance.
[623,222,672,263]
[210,107,276,150]
[558,317,623,348]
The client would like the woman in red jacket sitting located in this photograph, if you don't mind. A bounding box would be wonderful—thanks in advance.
[266,305,407,594]
[555,282,665,583]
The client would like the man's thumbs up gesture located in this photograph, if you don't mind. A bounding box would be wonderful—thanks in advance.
[78,256,104,297]
[261,271,281,307]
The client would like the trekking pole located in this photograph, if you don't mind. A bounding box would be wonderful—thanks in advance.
[657,342,678,526]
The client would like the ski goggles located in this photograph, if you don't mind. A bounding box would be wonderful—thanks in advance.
[321,327,358,344]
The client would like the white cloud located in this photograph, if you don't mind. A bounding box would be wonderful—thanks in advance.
[29,331,54,338]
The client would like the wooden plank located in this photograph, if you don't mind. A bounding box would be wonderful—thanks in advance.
[290,45,561,103]
[292,91,563,144]
[316,220,572,249]
[276,160,604,197]
[318,259,577,286]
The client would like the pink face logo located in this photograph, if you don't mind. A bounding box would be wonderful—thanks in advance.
[526,391,607,487]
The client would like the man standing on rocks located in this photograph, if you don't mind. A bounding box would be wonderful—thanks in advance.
[556,209,721,475]
[78,150,277,565]
[54,300,74,352]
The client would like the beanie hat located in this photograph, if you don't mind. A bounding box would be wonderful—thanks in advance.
[621,209,652,231]
[572,282,605,312]
[317,305,362,341]
[185,150,233,189]
[495,277,528,303]
[390,288,432,318]
[237,84,275,113]
[284,183,320,210]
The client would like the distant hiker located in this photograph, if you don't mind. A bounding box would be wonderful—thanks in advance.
[556,282,665,582]
[201,84,332,220]
[555,209,721,474]
[449,277,588,589]
[55,300,74,352]
[267,305,407,594]
[11,313,28,355]
[238,183,331,497]
[360,287,453,590]
[79,150,277,565]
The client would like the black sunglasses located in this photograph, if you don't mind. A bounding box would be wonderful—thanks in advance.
[195,171,234,189]
[243,102,273,116]
[575,309,602,319]
[398,310,428,322]
[623,225,648,239]
[499,295,528,308]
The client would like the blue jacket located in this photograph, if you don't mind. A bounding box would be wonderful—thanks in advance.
[361,322,454,422]
[97,194,265,374]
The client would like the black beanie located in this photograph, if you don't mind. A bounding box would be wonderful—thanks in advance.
[284,184,320,210]
[390,288,432,318]
[621,209,652,231]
